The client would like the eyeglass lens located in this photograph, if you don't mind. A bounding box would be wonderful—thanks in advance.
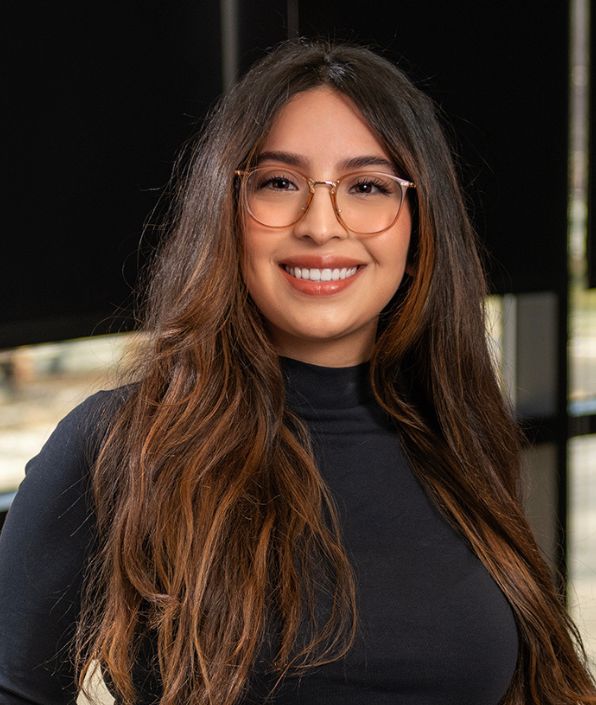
[244,167,404,234]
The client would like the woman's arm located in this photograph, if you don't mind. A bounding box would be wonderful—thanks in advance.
[0,391,114,705]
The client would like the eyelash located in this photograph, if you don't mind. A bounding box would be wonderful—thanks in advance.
[260,175,297,189]
[352,177,391,194]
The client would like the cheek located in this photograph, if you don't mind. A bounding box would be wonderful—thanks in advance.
[370,228,411,281]
[240,230,275,310]
[240,227,261,282]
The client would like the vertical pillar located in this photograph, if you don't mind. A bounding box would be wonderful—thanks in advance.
[503,292,565,577]
[220,0,239,90]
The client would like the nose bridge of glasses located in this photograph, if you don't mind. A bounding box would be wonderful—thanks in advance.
[306,178,340,213]
[297,178,346,233]
[308,177,338,189]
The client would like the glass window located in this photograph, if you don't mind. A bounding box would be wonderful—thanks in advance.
[568,435,596,668]
[0,333,139,493]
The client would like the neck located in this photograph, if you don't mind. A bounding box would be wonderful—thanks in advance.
[268,326,376,368]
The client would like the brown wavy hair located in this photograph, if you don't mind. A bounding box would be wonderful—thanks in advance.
[74,39,596,705]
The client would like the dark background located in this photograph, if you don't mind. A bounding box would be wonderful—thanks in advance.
[1,1,578,346]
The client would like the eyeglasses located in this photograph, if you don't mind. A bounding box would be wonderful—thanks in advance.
[235,166,416,235]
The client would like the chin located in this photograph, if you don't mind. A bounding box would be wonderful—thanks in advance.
[288,323,353,341]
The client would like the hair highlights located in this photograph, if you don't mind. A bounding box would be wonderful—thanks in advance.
[74,39,596,705]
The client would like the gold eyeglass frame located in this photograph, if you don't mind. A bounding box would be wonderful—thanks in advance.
[235,166,416,235]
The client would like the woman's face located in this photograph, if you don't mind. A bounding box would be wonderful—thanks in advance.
[241,86,412,366]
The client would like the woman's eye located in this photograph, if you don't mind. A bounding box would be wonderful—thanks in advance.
[349,178,391,196]
[260,175,298,191]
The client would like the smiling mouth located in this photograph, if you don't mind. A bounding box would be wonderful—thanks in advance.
[281,265,362,281]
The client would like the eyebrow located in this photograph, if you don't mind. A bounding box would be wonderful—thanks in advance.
[256,150,396,173]
[256,150,306,167]
[340,155,396,171]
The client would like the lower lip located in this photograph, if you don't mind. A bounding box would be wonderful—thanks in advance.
[279,266,365,296]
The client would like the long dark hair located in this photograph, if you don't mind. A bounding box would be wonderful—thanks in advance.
[74,38,596,705]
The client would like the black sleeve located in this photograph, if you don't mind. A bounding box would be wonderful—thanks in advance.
[0,390,120,705]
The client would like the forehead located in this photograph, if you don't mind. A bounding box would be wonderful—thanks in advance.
[260,86,391,166]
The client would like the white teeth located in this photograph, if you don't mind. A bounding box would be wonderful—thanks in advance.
[283,265,359,281]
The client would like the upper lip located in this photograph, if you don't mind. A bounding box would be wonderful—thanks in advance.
[279,255,365,268]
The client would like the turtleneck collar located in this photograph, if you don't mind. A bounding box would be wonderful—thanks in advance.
[280,356,374,411]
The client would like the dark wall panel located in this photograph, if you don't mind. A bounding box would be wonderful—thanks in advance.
[3,1,222,346]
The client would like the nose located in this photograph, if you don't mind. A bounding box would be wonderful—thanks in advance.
[292,182,349,244]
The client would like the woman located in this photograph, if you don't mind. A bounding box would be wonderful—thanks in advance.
[0,39,594,705]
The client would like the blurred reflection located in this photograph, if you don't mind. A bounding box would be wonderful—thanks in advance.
[569,435,596,670]
[0,333,140,493]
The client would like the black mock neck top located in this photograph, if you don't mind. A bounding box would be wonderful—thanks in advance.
[253,356,519,705]
[0,356,519,705]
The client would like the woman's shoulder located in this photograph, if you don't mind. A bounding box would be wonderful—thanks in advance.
[66,383,135,422]
[42,384,133,455]
[0,387,137,576]
[56,384,134,440]
[17,384,135,495]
